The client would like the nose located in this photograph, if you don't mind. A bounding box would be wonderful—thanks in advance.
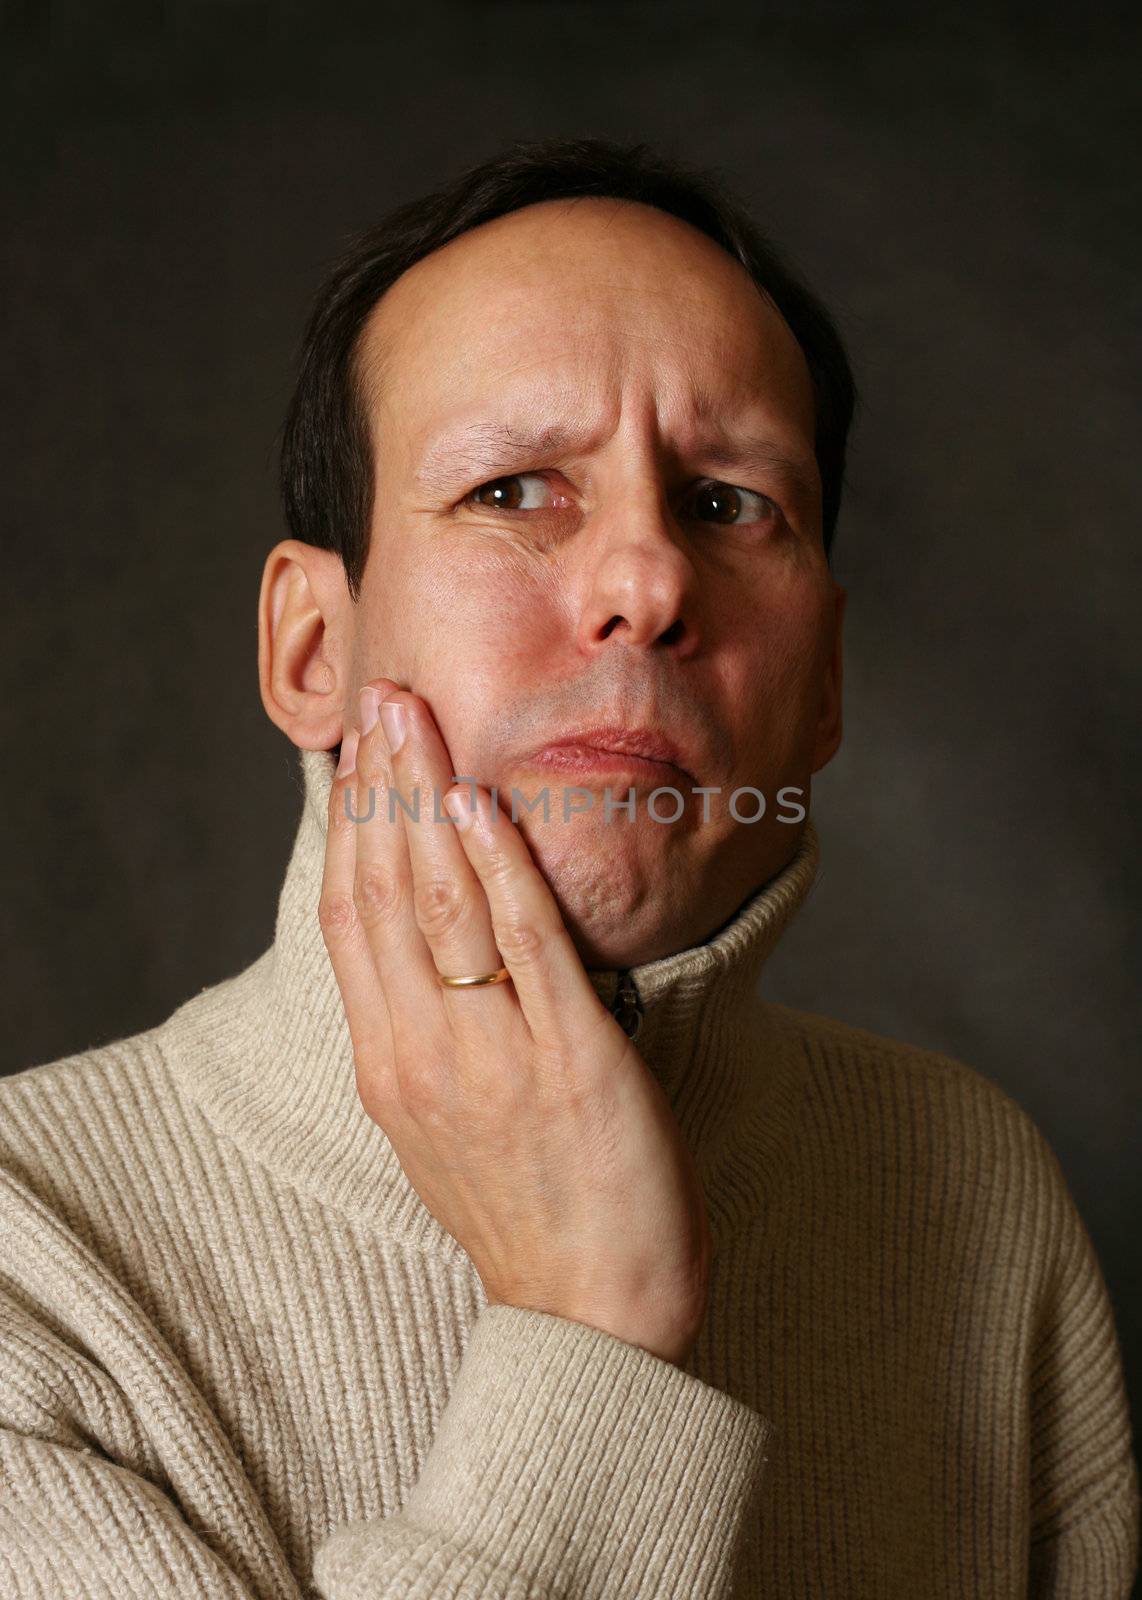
[574,479,700,658]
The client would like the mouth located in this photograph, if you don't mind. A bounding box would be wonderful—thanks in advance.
[520,726,694,788]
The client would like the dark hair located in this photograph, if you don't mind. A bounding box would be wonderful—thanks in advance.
[279,135,858,601]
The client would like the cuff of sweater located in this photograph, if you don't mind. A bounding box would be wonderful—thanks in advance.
[313,1301,773,1600]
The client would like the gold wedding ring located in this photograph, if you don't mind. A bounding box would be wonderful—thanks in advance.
[438,966,512,988]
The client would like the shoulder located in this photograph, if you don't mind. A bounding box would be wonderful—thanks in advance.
[0,998,233,1275]
[759,1002,1113,1330]
[2,1023,167,1146]
[1,1014,176,1130]
[0,1024,166,1221]
[0,952,261,1199]
[764,999,1060,1180]
[767,999,1016,1096]
[765,1004,1139,1549]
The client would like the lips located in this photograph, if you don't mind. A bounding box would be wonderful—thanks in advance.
[523,725,694,784]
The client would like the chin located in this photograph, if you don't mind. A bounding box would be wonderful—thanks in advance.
[514,805,685,944]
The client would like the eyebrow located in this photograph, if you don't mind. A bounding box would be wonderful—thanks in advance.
[415,422,580,495]
[413,420,820,506]
[690,434,821,505]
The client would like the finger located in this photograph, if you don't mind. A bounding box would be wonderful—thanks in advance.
[441,782,611,1053]
[318,720,395,1068]
[377,689,509,1008]
[353,680,448,1046]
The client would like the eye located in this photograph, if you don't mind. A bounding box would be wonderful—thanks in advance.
[466,473,559,512]
[690,480,779,527]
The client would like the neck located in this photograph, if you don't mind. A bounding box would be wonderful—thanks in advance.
[164,744,822,1252]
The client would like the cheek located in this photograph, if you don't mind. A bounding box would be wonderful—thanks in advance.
[418,545,555,677]
[373,542,559,771]
[724,581,833,756]
[374,537,550,666]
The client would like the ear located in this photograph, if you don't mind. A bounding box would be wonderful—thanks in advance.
[257,539,353,751]
[810,580,845,774]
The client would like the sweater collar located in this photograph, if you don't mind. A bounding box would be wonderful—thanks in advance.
[164,745,821,1251]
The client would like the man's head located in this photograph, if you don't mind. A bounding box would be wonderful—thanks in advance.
[259,136,857,967]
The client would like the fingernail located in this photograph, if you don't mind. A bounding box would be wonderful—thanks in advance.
[359,686,382,735]
[380,699,406,753]
[336,727,359,777]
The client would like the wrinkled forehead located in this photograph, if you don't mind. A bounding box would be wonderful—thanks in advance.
[359,198,816,461]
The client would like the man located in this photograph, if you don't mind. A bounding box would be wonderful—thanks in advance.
[1,136,1136,1598]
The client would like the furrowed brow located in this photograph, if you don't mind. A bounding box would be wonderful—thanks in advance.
[697,438,821,506]
[414,421,585,496]
[413,420,820,508]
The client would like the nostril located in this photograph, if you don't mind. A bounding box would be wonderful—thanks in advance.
[598,614,685,645]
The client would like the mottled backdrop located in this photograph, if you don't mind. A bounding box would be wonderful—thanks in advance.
[5,3,1139,1493]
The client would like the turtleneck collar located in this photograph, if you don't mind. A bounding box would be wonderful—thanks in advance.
[164,745,822,1254]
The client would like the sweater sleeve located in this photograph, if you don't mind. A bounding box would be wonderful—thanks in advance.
[0,1431,263,1598]
[0,1285,301,1599]
[0,1166,301,1600]
[312,1301,772,1600]
[1025,1129,1140,1598]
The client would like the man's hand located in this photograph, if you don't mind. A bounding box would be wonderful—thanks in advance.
[317,677,713,1368]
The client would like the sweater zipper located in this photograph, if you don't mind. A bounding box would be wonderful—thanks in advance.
[611,969,643,1042]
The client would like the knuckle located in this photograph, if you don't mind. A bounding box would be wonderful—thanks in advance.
[354,1063,398,1126]
[395,1058,445,1122]
[484,845,517,888]
[412,876,470,941]
[356,729,391,784]
[352,1041,404,1123]
[492,914,548,966]
[354,864,403,927]
[317,891,357,944]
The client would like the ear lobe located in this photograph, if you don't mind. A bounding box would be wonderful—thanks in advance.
[810,581,845,774]
[257,540,352,751]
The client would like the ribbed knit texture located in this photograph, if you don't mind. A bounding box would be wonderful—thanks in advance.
[0,743,1137,1598]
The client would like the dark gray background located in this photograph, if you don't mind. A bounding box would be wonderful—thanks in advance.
[5,3,1139,1503]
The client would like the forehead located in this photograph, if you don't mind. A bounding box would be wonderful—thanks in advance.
[360,197,816,456]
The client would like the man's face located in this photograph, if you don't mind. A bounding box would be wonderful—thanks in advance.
[345,196,843,968]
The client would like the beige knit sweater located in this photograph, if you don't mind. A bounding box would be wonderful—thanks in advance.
[1,744,1137,1598]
